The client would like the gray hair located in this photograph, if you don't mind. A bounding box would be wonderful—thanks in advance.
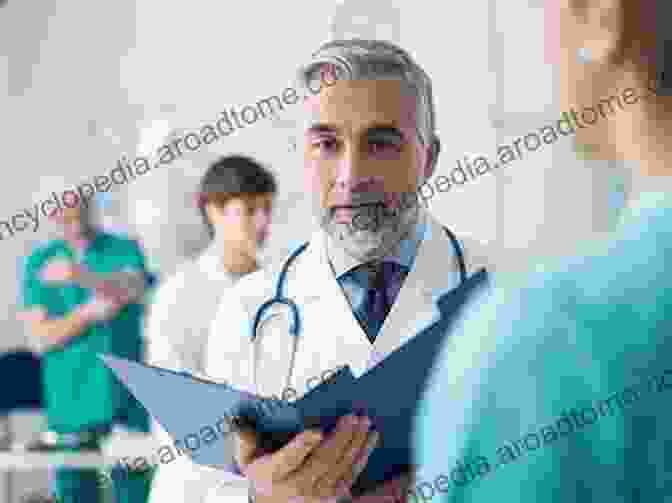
[295,39,437,148]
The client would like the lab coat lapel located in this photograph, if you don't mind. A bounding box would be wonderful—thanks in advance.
[287,231,372,383]
[373,217,466,359]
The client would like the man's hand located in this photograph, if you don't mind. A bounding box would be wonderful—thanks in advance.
[87,270,146,305]
[42,261,146,306]
[236,414,379,502]
[94,279,131,303]
[78,295,124,323]
[40,260,81,284]
[17,297,120,352]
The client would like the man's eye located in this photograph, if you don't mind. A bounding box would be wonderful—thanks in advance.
[369,140,400,154]
[313,138,338,151]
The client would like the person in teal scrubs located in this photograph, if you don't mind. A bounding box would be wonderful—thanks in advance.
[413,0,672,501]
[19,196,156,503]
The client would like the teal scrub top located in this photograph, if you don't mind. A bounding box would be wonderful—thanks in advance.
[22,231,152,433]
[413,190,672,502]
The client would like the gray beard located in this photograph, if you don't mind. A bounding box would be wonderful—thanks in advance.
[320,201,420,262]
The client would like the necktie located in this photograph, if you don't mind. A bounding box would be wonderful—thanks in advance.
[351,261,409,344]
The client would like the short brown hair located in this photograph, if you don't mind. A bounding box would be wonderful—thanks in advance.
[197,155,276,238]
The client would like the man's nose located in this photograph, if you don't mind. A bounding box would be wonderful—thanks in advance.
[334,148,384,194]
[255,209,272,232]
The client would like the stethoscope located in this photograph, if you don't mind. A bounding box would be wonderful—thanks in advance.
[250,226,467,393]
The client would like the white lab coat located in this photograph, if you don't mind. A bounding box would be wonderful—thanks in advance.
[145,242,248,503]
[194,213,493,503]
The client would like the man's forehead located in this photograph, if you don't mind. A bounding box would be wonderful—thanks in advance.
[303,78,417,133]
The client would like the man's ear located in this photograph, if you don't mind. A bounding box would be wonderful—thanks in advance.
[204,201,224,227]
[423,137,440,181]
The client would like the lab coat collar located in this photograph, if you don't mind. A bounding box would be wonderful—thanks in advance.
[291,210,430,302]
[373,214,467,355]
[290,213,467,354]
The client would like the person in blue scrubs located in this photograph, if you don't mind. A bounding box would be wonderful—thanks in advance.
[413,0,672,501]
[19,195,155,503]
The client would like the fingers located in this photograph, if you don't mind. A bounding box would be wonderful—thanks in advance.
[300,415,359,480]
[41,260,68,282]
[240,416,379,502]
[17,309,47,323]
[331,431,380,497]
[96,280,122,298]
[286,415,361,498]
[314,419,376,497]
[234,423,261,467]
[250,429,323,482]
[342,430,380,488]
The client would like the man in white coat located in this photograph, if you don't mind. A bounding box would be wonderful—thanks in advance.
[200,39,493,503]
[145,155,276,503]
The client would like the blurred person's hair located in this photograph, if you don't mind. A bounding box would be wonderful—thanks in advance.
[570,1,672,138]
[615,0,657,81]
[196,155,277,239]
[609,0,669,113]
[295,39,439,166]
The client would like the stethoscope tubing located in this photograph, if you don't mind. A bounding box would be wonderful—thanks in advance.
[250,228,466,393]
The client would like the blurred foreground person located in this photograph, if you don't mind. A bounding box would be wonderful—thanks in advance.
[146,155,276,503]
[414,0,672,501]
[18,194,155,503]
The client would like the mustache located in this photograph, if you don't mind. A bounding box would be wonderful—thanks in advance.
[329,203,403,234]
[330,191,386,208]
[330,202,386,213]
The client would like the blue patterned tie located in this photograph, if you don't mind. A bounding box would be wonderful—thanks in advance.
[352,261,409,343]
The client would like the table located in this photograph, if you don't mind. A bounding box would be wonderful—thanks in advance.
[0,435,248,502]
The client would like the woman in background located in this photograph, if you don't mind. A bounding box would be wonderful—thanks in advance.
[146,154,276,503]
[413,0,672,501]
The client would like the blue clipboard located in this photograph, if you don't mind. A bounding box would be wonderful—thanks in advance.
[99,355,357,468]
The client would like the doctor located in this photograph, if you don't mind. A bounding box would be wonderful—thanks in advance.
[202,39,493,503]
[146,155,276,503]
